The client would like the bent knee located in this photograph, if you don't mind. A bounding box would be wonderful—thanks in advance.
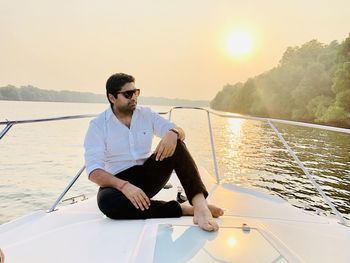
[173,139,187,154]
[97,188,127,217]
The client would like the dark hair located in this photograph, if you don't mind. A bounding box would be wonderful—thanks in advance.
[106,73,135,107]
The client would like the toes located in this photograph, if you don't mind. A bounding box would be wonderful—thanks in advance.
[214,209,221,218]
[193,205,220,231]
[203,223,214,232]
[208,205,224,218]
[213,208,223,218]
[209,220,219,231]
[195,218,219,232]
[202,220,219,232]
[202,222,215,232]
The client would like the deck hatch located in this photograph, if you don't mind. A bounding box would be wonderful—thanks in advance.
[153,224,288,263]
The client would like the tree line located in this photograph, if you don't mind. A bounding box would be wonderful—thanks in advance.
[211,34,350,128]
[0,85,208,107]
[0,85,106,103]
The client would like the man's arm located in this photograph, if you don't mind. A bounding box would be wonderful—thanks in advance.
[154,126,185,161]
[148,108,185,161]
[90,169,150,210]
[89,168,126,188]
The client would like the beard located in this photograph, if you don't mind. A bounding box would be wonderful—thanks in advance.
[116,99,137,115]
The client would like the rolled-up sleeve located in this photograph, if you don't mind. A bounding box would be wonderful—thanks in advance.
[84,121,106,177]
[150,109,176,138]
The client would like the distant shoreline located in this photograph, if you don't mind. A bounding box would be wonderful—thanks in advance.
[0,99,108,105]
[0,85,209,107]
[0,98,209,107]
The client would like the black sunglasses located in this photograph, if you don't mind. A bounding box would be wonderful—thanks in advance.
[116,89,140,99]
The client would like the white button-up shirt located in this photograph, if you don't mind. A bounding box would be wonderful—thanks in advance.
[84,106,176,177]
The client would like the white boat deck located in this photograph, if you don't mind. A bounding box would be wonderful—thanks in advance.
[1,167,349,263]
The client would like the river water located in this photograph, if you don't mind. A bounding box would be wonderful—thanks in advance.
[0,100,349,224]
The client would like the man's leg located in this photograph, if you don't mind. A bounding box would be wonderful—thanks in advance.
[142,140,223,231]
[97,187,181,219]
[142,140,208,204]
[97,164,182,219]
[97,141,223,228]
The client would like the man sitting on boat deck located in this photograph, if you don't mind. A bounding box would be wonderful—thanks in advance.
[84,73,223,232]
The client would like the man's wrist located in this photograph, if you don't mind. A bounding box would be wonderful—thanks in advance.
[117,180,129,191]
[169,128,179,139]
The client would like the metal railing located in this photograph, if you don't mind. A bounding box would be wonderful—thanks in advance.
[0,114,97,140]
[1,107,349,225]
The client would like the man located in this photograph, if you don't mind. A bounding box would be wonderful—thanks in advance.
[84,73,223,232]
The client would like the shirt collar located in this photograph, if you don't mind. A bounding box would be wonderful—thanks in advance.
[105,107,114,121]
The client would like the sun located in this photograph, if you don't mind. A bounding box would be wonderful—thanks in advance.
[227,31,254,57]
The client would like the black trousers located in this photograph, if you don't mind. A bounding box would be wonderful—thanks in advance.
[97,140,208,219]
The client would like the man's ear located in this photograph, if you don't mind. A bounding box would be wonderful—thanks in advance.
[108,93,117,103]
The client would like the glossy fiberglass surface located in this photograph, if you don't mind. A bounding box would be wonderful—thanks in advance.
[153,224,287,263]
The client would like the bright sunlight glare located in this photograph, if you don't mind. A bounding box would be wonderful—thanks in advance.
[227,236,237,247]
[227,31,254,57]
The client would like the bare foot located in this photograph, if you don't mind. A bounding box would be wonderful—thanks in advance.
[181,204,224,218]
[193,205,219,232]
[180,204,194,216]
[208,204,224,218]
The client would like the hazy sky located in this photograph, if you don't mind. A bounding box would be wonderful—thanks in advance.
[1,0,349,100]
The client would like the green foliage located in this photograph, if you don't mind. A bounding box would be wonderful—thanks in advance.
[332,62,350,94]
[335,90,350,111]
[306,95,334,122]
[210,83,243,111]
[321,105,349,124]
[211,34,350,128]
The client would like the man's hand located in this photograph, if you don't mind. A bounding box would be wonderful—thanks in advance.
[154,130,178,161]
[121,183,151,211]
